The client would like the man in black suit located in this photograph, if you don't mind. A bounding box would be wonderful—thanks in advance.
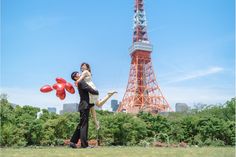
[69,71,99,148]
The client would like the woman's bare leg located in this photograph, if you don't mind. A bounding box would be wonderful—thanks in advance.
[96,91,117,107]
[90,107,100,130]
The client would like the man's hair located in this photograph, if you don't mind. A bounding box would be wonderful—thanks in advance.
[71,71,79,81]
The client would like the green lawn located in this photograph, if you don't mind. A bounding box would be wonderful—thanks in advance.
[1,146,235,157]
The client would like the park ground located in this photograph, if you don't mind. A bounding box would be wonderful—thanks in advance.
[1,146,235,157]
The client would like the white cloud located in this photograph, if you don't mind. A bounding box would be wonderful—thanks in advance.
[161,85,234,110]
[162,66,224,84]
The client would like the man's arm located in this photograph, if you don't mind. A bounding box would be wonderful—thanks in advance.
[78,81,99,95]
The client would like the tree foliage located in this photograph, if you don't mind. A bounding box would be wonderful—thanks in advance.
[0,95,235,147]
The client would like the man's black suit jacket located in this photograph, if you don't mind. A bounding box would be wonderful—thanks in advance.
[77,80,99,111]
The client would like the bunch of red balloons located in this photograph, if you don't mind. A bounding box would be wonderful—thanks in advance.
[40,77,75,100]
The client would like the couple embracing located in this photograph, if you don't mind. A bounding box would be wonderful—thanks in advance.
[69,62,117,148]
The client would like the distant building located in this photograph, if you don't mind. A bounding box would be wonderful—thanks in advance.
[60,103,79,114]
[111,99,119,112]
[175,103,189,112]
[48,107,56,113]
[59,110,64,115]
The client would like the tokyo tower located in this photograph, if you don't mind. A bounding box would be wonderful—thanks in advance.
[117,0,172,114]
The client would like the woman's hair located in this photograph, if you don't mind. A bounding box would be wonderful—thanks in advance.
[80,62,91,73]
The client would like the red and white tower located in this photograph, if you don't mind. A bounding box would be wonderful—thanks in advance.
[117,0,172,114]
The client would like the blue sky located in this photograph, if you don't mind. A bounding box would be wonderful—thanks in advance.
[1,0,235,112]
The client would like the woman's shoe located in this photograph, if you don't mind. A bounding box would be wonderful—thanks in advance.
[108,91,118,96]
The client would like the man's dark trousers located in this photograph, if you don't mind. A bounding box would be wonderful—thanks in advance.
[70,109,90,148]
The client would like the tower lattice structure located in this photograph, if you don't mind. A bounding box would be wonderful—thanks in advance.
[117,0,172,114]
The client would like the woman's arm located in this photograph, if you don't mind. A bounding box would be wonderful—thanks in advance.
[75,70,89,86]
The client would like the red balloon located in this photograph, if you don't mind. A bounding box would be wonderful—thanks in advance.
[40,85,53,93]
[59,92,66,100]
[52,83,58,90]
[40,77,74,100]
[56,90,60,97]
[65,82,75,94]
[53,83,65,90]
[56,77,67,84]
[56,88,66,100]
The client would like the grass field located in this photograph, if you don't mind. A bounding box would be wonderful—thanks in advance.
[1,146,235,157]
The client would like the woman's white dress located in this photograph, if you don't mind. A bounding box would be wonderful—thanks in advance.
[84,74,99,105]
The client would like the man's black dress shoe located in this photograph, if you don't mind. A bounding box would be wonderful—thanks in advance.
[79,145,94,149]
[69,142,77,148]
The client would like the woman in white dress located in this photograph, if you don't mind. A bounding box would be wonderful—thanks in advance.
[75,63,117,130]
